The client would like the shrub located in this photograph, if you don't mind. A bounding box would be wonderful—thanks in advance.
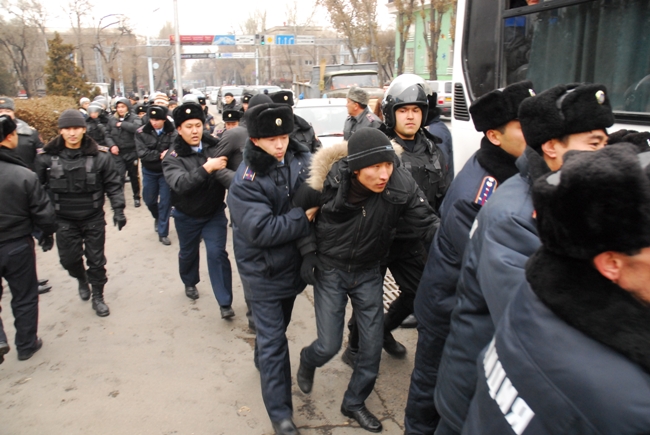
[14,96,77,143]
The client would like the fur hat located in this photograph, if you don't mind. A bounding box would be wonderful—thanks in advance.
[242,92,254,104]
[0,114,17,141]
[533,145,650,259]
[222,109,242,122]
[270,90,294,107]
[248,94,272,108]
[148,105,168,121]
[173,103,205,126]
[0,96,15,111]
[470,81,535,132]
[519,83,615,151]
[246,103,294,138]
[197,96,207,105]
[607,129,650,153]
[58,109,87,128]
[347,127,395,171]
[135,104,147,114]
[347,87,369,106]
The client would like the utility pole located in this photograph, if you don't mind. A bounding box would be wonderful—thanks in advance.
[147,36,155,94]
[173,0,183,94]
[255,47,259,85]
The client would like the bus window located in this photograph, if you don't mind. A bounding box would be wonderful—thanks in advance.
[504,0,650,115]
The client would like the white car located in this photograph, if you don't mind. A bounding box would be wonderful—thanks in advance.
[293,98,348,148]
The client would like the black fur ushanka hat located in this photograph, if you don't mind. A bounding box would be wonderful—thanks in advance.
[469,80,535,132]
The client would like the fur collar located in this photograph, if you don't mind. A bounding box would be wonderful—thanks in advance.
[307,141,405,191]
[172,131,219,157]
[141,119,175,135]
[476,136,519,184]
[517,146,551,184]
[526,248,650,373]
[0,146,28,167]
[43,134,99,156]
[242,137,310,176]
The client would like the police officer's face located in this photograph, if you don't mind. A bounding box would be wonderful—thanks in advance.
[225,121,239,130]
[354,161,394,193]
[177,119,203,145]
[0,108,15,119]
[394,105,423,140]
[242,103,249,112]
[1,131,18,149]
[346,98,360,116]
[545,129,608,170]
[489,120,526,158]
[150,119,165,130]
[251,134,289,161]
[116,103,128,117]
[596,247,650,304]
[60,127,86,147]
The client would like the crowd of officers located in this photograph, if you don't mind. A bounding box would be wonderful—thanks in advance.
[1,72,650,435]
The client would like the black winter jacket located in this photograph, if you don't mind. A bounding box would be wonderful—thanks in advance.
[299,142,438,272]
[14,118,43,170]
[435,147,550,433]
[107,112,142,152]
[162,133,225,218]
[135,119,177,173]
[35,135,125,221]
[86,117,115,148]
[227,138,312,301]
[0,147,57,242]
[463,249,650,435]
[212,126,246,189]
[292,114,321,153]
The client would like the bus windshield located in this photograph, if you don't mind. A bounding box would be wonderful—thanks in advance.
[503,0,650,115]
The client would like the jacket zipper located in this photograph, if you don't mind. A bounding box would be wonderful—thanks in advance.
[347,205,366,272]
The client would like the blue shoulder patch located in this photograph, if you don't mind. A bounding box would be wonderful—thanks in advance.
[170,150,178,158]
[243,166,256,181]
[474,176,498,206]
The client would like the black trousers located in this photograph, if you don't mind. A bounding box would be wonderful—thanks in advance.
[113,150,140,200]
[347,238,427,349]
[56,216,107,286]
[0,236,39,353]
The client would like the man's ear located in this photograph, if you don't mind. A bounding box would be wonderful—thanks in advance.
[540,138,562,160]
[593,251,623,282]
[485,130,501,146]
[250,138,259,147]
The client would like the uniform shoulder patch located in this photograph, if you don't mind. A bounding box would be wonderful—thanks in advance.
[475,176,498,206]
[170,150,178,158]
[36,148,46,154]
[243,166,256,181]
[97,145,109,152]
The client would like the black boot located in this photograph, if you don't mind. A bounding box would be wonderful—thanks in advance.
[78,277,91,301]
[91,285,110,317]
[297,349,315,394]
[383,331,407,358]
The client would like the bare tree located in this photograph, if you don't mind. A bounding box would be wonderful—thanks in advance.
[92,14,132,95]
[316,0,362,63]
[376,28,396,82]
[393,0,416,75]
[67,0,93,71]
[419,0,456,80]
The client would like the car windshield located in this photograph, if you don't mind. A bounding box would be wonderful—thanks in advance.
[330,74,379,90]
[294,105,348,137]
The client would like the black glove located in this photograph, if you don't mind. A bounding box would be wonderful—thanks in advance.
[38,234,54,252]
[292,183,321,211]
[113,210,127,231]
[300,252,321,286]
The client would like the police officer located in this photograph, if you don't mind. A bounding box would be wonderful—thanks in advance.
[35,110,126,317]
[136,105,176,245]
[239,92,254,129]
[404,81,534,434]
[162,103,234,317]
[434,83,612,435]
[270,90,321,153]
[0,115,57,363]
[107,97,143,207]
[86,103,115,148]
[343,87,383,140]
[227,100,316,435]
[198,95,216,133]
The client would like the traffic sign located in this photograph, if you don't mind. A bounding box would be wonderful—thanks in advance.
[275,35,295,45]
[212,35,236,45]
[296,35,315,45]
[236,35,256,45]
[149,39,170,46]
[180,53,217,59]
[262,35,275,45]
[170,35,215,45]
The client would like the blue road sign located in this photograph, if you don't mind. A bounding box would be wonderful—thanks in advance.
[212,35,236,45]
[275,35,295,45]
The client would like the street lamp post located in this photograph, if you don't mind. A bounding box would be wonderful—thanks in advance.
[173,0,183,95]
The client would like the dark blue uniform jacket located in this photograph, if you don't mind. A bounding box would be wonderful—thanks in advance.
[463,249,650,435]
[227,138,312,301]
[434,147,550,432]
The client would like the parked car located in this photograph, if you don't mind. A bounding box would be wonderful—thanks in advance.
[293,98,348,148]
[216,86,244,113]
[209,87,220,105]
[242,85,283,97]
[426,80,453,118]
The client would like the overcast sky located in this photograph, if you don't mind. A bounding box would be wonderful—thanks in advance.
[44,0,393,39]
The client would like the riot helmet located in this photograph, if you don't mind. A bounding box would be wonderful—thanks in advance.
[381,74,431,130]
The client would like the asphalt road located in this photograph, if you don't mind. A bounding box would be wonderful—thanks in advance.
[0,111,419,435]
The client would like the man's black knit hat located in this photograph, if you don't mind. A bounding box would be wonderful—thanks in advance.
[347,127,395,172]
[533,145,650,259]
[470,81,535,132]
[173,103,205,126]
[247,103,294,138]
[148,105,168,120]
[519,83,615,150]
[58,109,86,128]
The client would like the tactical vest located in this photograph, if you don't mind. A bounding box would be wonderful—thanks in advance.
[48,155,104,219]
[400,132,446,211]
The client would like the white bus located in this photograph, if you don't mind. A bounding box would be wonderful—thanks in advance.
[451,0,650,174]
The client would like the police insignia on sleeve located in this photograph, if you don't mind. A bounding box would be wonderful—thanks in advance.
[170,150,178,158]
[243,166,256,181]
[475,176,498,206]
[36,148,45,154]
[97,145,109,152]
